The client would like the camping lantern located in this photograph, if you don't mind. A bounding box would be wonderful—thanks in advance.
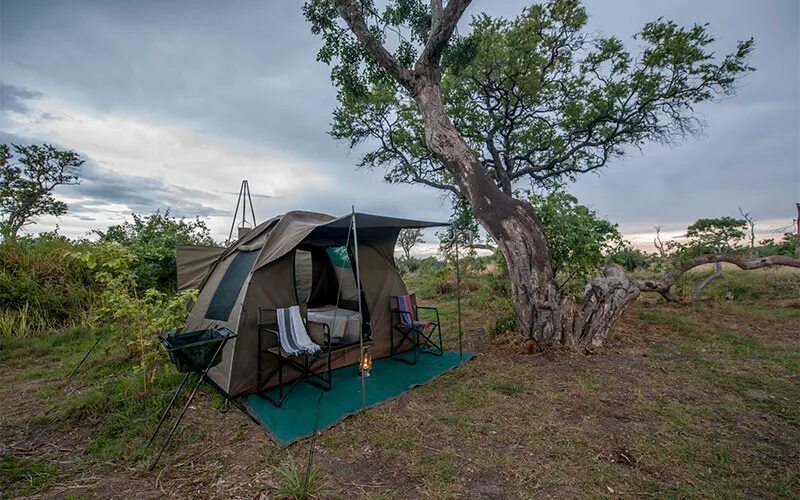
[360,347,372,377]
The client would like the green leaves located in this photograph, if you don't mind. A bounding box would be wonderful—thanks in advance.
[529,187,622,290]
[685,217,748,254]
[95,210,217,293]
[306,0,754,198]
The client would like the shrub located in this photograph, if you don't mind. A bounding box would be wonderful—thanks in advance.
[488,310,517,337]
[487,273,511,297]
[0,234,98,335]
[754,233,799,258]
[434,276,456,295]
[85,249,197,392]
[486,296,517,337]
[96,210,217,293]
[434,274,480,296]
[608,244,651,272]
[530,187,623,290]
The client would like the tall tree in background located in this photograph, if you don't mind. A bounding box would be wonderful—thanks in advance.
[681,217,746,299]
[0,144,83,239]
[397,228,425,260]
[305,0,755,345]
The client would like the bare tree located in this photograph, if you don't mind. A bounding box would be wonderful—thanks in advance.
[654,226,668,259]
[738,207,756,249]
[795,203,800,236]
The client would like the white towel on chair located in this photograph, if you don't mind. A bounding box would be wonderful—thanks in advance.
[277,305,321,356]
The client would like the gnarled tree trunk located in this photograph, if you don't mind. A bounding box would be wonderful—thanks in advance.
[414,82,640,346]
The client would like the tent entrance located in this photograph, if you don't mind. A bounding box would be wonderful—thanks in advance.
[292,243,370,343]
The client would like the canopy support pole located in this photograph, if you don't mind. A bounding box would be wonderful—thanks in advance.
[456,234,463,361]
[352,206,367,407]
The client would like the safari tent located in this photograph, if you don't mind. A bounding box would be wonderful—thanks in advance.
[175,210,446,397]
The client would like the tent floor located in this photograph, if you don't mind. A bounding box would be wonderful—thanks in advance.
[243,351,476,445]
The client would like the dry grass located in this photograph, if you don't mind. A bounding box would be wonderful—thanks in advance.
[1,268,798,498]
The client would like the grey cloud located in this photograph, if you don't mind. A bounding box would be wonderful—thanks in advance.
[73,162,231,218]
[219,190,276,200]
[0,81,42,114]
[0,129,229,219]
[1,0,797,237]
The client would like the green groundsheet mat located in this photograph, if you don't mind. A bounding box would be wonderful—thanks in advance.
[243,351,475,445]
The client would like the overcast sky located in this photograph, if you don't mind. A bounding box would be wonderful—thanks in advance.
[1,0,798,252]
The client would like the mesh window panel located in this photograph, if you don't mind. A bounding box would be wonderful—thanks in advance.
[294,249,313,304]
[205,250,259,321]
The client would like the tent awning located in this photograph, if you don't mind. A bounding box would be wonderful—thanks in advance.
[251,211,448,271]
[321,213,448,230]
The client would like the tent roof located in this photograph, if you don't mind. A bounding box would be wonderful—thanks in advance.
[244,210,447,271]
[321,212,447,230]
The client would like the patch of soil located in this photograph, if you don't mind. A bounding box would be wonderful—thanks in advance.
[464,469,511,499]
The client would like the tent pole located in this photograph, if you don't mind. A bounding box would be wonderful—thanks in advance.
[240,180,246,228]
[246,180,256,225]
[456,233,463,361]
[227,180,245,243]
[352,206,366,407]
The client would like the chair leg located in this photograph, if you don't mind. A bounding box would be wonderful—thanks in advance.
[149,337,226,470]
[413,329,419,364]
[277,355,284,406]
[391,327,419,365]
[418,324,443,356]
[145,371,192,451]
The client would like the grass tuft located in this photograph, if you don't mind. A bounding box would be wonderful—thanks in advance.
[0,456,60,497]
[274,458,327,500]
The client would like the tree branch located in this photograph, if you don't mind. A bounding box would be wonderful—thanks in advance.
[633,253,800,302]
[430,0,443,25]
[333,0,419,91]
[692,261,722,300]
[417,0,472,73]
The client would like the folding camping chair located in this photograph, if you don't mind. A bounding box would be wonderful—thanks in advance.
[146,327,237,470]
[256,306,364,407]
[390,294,443,364]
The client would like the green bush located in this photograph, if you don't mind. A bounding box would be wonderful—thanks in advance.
[487,273,511,298]
[608,244,652,272]
[488,310,517,337]
[96,210,217,293]
[0,234,98,335]
[530,187,623,291]
[754,233,799,258]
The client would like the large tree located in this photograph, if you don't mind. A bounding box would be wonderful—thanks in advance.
[303,0,772,345]
[0,144,83,239]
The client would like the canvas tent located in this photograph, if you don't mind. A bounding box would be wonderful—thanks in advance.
[176,210,446,397]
